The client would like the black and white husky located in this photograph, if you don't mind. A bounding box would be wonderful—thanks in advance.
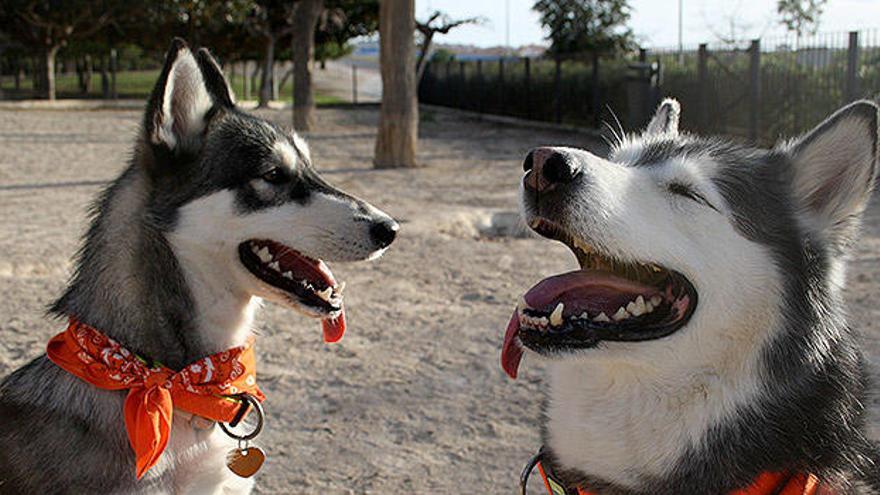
[0,40,397,493]
[503,99,880,493]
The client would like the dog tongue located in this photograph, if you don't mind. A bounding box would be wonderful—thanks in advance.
[501,270,658,380]
[501,310,523,379]
[322,310,346,343]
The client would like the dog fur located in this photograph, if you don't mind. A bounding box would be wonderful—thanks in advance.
[518,99,880,493]
[0,39,396,494]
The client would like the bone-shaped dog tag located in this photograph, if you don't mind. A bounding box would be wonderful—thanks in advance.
[227,446,265,478]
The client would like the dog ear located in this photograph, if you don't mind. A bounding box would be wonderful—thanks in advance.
[786,100,878,245]
[144,38,233,153]
[645,99,680,136]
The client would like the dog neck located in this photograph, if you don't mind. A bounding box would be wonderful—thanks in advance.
[51,165,255,370]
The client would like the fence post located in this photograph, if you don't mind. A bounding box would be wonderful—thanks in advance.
[591,50,601,129]
[459,60,466,109]
[698,43,708,129]
[476,59,483,114]
[109,48,117,100]
[554,55,562,124]
[352,64,358,104]
[639,47,647,63]
[499,58,505,115]
[524,57,531,120]
[748,39,761,143]
[845,31,860,103]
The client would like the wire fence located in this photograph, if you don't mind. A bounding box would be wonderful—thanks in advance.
[419,29,880,144]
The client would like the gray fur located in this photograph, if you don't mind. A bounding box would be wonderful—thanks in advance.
[0,39,394,493]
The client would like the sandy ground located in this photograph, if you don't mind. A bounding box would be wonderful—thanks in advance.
[0,106,878,494]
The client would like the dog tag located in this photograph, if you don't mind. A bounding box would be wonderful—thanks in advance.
[227,446,265,478]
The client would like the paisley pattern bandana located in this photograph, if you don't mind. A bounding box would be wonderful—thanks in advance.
[47,318,265,479]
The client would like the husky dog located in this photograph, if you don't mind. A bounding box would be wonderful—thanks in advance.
[0,39,397,494]
[503,100,880,493]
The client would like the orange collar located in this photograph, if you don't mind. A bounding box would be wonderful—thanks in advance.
[47,318,265,479]
[527,448,824,495]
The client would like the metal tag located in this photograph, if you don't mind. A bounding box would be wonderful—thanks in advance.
[226,446,266,478]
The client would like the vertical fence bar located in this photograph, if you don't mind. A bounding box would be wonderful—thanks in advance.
[698,43,708,129]
[459,60,466,109]
[351,64,358,104]
[476,59,483,114]
[749,39,761,143]
[524,57,531,120]
[845,31,860,103]
[591,50,601,129]
[554,55,562,124]
[499,58,505,115]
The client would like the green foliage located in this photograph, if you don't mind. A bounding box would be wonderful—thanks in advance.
[316,0,379,62]
[777,0,827,38]
[431,49,456,64]
[532,0,634,56]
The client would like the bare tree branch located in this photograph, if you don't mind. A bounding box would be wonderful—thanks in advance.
[415,10,483,82]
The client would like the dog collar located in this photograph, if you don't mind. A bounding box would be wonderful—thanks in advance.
[47,318,265,479]
[521,446,824,495]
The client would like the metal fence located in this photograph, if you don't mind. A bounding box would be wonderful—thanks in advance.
[419,30,880,144]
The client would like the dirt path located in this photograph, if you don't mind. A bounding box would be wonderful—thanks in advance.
[0,106,877,493]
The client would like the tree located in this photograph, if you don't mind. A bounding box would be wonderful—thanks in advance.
[532,0,633,56]
[415,11,482,82]
[777,0,827,45]
[315,0,379,68]
[291,0,323,130]
[0,0,121,100]
[245,0,296,108]
[374,0,417,168]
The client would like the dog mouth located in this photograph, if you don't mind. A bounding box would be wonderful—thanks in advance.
[501,219,698,379]
[238,239,346,343]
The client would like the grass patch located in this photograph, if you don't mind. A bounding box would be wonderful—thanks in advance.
[0,69,343,104]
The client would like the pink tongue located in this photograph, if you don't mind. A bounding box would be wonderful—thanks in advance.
[501,310,523,379]
[322,309,346,343]
[524,270,656,313]
[500,270,659,380]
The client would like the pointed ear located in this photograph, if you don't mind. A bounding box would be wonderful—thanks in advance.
[785,100,878,246]
[144,39,231,152]
[194,47,235,108]
[645,99,680,136]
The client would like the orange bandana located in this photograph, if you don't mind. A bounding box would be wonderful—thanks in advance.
[47,319,265,479]
[536,460,824,495]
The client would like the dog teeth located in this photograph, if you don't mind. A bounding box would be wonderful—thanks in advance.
[268,261,280,271]
[627,296,646,316]
[549,302,564,326]
[257,247,273,263]
[283,271,293,279]
[316,287,333,301]
[593,312,610,322]
[650,295,662,306]
[578,312,589,320]
[612,307,630,321]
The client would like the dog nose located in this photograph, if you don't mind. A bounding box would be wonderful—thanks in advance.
[523,147,581,192]
[370,218,399,248]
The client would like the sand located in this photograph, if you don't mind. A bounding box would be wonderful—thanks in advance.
[0,106,877,493]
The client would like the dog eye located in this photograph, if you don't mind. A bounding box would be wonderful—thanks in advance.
[261,168,288,184]
[668,183,710,206]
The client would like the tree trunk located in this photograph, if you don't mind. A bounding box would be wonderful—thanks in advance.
[292,0,324,131]
[415,31,434,82]
[258,36,275,108]
[374,0,418,168]
[42,45,59,100]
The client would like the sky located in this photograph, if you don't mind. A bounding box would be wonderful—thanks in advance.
[414,0,880,49]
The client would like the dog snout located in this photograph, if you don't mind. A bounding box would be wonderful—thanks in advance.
[523,147,582,193]
[369,217,399,249]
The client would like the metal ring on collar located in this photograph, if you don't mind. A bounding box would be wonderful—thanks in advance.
[218,392,264,441]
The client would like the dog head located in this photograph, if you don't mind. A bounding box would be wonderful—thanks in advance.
[503,98,878,378]
[139,39,398,342]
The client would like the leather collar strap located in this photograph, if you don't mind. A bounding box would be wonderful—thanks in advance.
[523,447,824,495]
[47,318,265,479]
